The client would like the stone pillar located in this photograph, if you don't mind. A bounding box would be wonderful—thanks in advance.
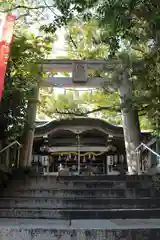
[20,86,39,167]
[118,72,141,174]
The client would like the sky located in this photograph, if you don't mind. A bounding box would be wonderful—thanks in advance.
[52,28,67,58]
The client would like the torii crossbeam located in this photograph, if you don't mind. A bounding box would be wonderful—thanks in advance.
[42,59,119,88]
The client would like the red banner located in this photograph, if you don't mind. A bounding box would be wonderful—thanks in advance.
[0,13,16,102]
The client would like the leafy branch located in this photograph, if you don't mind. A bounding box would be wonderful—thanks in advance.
[5,5,51,12]
[55,106,121,116]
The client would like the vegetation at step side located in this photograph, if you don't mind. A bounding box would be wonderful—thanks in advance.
[0,25,54,142]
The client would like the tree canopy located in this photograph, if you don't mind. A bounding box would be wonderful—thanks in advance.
[39,0,160,133]
[38,16,152,130]
[1,0,160,137]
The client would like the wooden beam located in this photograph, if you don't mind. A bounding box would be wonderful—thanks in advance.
[48,146,109,152]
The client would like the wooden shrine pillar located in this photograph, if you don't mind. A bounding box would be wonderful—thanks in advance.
[20,86,39,167]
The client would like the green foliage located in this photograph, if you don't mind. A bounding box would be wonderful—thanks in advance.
[0,28,53,141]
[66,19,109,59]
[38,88,83,119]
[38,87,122,125]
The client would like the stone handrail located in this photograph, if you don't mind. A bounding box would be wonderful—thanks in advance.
[0,140,21,153]
[136,142,160,159]
[136,142,160,174]
[0,140,22,169]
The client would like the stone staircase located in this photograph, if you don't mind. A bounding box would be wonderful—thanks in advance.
[1,174,160,239]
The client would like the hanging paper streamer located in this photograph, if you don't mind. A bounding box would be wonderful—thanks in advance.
[0,13,16,102]
[51,151,107,156]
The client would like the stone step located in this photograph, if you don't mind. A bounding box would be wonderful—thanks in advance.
[0,197,159,209]
[0,208,160,219]
[2,188,153,198]
[1,218,160,229]
[1,226,160,240]
[22,174,154,181]
[9,179,153,190]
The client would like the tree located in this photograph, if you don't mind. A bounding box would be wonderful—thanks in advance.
[0,25,53,143]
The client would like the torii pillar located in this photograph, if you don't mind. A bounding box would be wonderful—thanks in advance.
[118,72,141,174]
[20,86,39,167]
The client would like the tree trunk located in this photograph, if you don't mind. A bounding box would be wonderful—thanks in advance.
[118,72,141,174]
[20,86,39,167]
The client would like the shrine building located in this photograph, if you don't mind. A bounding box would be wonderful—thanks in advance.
[31,118,151,175]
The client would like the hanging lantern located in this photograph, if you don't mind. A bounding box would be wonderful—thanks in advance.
[83,155,86,163]
[69,154,71,159]
[40,145,49,152]
[92,155,96,161]
[66,156,69,161]
[74,155,77,161]
[88,153,91,159]
[58,155,61,161]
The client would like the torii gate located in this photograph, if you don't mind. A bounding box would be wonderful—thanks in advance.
[21,59,140,174]
[42,59,118,88]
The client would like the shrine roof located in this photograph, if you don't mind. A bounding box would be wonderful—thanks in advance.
[34,118,124,137]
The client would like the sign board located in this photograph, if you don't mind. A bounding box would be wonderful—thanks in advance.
[72,63,88,83]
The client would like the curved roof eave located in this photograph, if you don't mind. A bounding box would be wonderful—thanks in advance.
[34,118,124,138]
